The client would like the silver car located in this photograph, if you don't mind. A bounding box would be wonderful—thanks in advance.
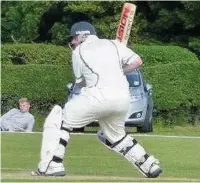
[67,69,154,133]
[125,69,153,133]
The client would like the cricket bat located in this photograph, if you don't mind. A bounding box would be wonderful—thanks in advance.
[116,3,137,46]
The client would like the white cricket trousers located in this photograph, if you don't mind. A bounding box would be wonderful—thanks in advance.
[63,87,130,143]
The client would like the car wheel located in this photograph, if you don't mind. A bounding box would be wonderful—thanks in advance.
[137,110,153,133]
[73,127,85,132]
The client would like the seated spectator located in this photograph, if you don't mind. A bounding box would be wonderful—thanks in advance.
[0,98,35,132]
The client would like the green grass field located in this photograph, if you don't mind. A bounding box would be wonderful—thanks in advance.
[1,130,200,182]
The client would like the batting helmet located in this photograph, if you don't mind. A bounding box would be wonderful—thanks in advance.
[70,21,96,37]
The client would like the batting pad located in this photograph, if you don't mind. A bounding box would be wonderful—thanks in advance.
[98,132,162,178]
[38,105,70,173]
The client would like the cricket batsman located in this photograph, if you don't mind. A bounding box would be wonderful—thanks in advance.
[31,21,162,178]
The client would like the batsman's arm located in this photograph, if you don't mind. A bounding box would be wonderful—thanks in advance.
[72,51,86,88]
[114,39,143,73]
[122,57,143,73]
[66,51,85,100]
[75,79,86,88]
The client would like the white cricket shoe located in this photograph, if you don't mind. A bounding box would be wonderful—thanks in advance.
[31,169,66,176]
[31,162,66,176]
[148,164,163,178]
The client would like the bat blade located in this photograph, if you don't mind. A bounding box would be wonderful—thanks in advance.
[116,3,137,46]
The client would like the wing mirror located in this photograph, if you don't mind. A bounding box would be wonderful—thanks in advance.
[145,83,153,95]
[66,83,74,93]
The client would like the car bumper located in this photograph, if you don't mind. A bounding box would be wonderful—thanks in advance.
[125,117,145,126]
[125,105,147,126]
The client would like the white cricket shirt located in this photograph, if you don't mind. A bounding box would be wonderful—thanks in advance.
[72,35,141,92]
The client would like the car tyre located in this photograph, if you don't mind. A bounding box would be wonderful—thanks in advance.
[137,109,153,133]
[72,127,85,132]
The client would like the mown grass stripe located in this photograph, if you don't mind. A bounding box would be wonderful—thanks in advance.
[1,131,200,139]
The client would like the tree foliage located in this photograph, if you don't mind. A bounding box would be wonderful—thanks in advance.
[1,1,56,43]
[1,1,200,55]
[141,2,200,43]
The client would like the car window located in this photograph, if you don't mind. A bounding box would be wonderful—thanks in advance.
[126,70,141,87]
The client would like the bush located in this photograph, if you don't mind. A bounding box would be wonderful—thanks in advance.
[1,94,20,114]
[2,43,200,129]
[133,45,199,67]
[141,61,200,110]
[2,61,200,113]
[2,44,198,67]
[1,64,74,110]
[1,43,71,65]
[188,37,200,58]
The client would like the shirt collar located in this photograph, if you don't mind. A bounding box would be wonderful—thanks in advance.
[73,35,99,52]
[85,35,98,43]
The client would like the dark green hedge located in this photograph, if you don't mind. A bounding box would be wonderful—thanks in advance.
[2,43,199,67]
[2,61,200,112]
[1,44,200,128]
[1,43,71,65]
[142,61,200,110]
[1,64,74,122]
[1,64,73,103]
[134,45,199,67]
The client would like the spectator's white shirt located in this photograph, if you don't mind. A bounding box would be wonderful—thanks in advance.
[72,35,141,92]
[0,108,35,132]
